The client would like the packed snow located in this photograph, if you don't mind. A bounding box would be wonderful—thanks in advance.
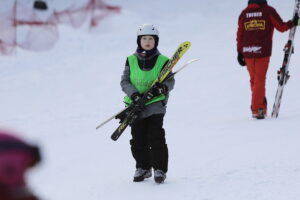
[1,0,300,199]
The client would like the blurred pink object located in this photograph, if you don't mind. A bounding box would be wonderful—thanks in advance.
[0,130,41,200]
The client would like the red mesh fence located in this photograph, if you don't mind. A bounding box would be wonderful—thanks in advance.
[0,0,121,55]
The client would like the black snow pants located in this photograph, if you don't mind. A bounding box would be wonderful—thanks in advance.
[130,114,168,173]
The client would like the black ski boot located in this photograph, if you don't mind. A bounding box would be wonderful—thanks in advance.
[133,168,152,182]
[154,169,166,184]
[256,108,266,119]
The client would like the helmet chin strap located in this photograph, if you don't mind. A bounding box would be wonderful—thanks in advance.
[136,47,158,57]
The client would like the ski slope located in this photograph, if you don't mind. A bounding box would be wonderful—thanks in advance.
[1,0,300,199]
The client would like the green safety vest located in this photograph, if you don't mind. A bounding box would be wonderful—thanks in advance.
[124,54,169,106]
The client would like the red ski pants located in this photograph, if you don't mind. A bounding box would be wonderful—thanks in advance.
[245,57,270,112]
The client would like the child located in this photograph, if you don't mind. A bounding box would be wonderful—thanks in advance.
[120,24,175,184]
[236,0,299,119]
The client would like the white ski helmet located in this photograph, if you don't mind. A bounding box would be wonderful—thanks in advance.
[137,24,159,36]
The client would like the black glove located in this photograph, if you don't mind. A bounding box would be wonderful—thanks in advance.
[237,52,246,66]
[144,83,168,101]
[293,13,299,26]
[130,92,142,104]
[145,90,155,100]
[151,82,169,96]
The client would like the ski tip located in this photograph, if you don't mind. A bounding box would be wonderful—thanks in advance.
[188,58,200,63]
[176,41,191,56]
[271,114,278,118]
[95,124,103,130]
[271,112,278,118]
[111,135,118,141]
[182,41,191,47]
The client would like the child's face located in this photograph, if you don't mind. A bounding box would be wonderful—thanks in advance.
[140,35,155,50]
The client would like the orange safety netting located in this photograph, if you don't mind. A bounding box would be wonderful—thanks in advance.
[0,0,120,55]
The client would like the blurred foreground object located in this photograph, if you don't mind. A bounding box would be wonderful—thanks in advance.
[0,130,41,200]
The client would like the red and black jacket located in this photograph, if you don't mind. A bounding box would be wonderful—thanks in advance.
[237,3,293,58]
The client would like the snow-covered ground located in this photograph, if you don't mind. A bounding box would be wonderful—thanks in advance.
[1,0,300,199]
